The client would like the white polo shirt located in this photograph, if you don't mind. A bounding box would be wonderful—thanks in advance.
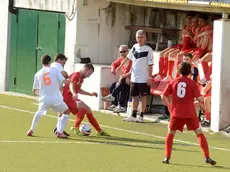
[50,62,64,72]
[127,43,153,83]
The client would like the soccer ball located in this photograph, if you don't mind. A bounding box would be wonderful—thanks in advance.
[79,123,91,136]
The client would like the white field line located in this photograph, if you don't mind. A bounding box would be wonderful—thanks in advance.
[1,105,230,152]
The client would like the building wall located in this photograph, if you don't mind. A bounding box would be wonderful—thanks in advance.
[0,1,10,91]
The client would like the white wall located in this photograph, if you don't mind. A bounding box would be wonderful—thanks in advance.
[14,0,74,13]
[211,20,230,132]
[0,1,10,91]
[74,0,131,65]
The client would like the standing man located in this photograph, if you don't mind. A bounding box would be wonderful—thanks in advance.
[27,54,70,138]
[51,53,69,136]
[161,62,216,165]
[115,30,153,122]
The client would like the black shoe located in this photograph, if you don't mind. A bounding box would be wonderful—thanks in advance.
[201,121,210,127]
[53,127,69,136]
[53,127,57,134]
[162,157,170,164]
[63,131,70,136]
[206,158,217,166]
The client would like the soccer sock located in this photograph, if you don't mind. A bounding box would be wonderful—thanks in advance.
[182,37,191,50]
[201,61,210,80]
[163,57,169,77]
[74,108,87,128]
[30,111,42,131]
[56,117,62,130]
[140,112,144,118]
[175,61,181,78]
[197,133,210,158]
[86,113,101,132]
[168,60,175,78]
[59,114,69,133]
[132,110,137,118]
[165,134,174,158]
[205,112,211,121]
[158,57,164,76]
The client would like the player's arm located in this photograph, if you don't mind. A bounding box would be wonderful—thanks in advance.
[147,49,154,85]
[201,80,211,95]
[197,30,213,38]
[32,74,39,96]
[61,71,69,79]
[79,89,98,97]
[161,82,173,112]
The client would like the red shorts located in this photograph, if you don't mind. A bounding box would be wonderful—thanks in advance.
[63,93,81,115]
[169,117,200,132]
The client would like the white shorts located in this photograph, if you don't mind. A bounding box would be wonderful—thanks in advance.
[38,102,68,115]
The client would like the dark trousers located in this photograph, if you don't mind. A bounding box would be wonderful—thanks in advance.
[110,78,130,107]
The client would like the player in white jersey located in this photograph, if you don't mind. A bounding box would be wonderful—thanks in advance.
[115,30,153,123]
[50,54,70,136]
[27,54,70,139]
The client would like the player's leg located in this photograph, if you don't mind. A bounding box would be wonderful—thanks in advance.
[201,96,211,127]
[27,104,48,136]
[188,118,216,166]
[162,118,184,164]
[194,129,216,165]
[54,103,70,138]
[136,83,149,122]
[200,52,212,84]
[123,83,139,122]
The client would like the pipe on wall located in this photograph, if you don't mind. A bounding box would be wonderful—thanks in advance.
[9,0,17,14]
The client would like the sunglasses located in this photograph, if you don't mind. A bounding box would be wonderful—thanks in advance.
[120,51,127,53]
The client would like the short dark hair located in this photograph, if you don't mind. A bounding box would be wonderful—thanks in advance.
[41,54,51,65]
[54,53,67,62]
[84,63,94,71]
[178,62,191,76]
[186,11,196,18]
[184,53,193,59]
[198,13,208,21]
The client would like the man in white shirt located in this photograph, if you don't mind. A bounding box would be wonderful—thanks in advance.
[50,53,69,136]
[27,54,70,138]
[115,30,153,122]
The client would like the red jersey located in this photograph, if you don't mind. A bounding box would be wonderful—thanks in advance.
[111,57,132,75]
[63,72,84,96]
[162,76,201,118]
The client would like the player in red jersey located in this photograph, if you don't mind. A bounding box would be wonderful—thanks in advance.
[161,62,216,165]
[63,64,110,136]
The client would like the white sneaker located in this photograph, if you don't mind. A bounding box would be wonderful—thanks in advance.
[114,106,126,113]
[102,94,115,102]
[107,104,116,111]
[136,116,144,123]
[123,116,137,122]
[113,105,120,112]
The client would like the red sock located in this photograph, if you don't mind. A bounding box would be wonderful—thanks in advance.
[205,112,211,121]
[86,113,101,132]
[163,57,168,77]
[165,134,174,158]
[201,61,210,80]
[167,61,175,78]
[197,133,210,158]
[158,57,164,76]
[74,108,87,128]
[182,37,191,51]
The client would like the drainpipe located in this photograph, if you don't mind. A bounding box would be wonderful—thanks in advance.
[9,0,17,14]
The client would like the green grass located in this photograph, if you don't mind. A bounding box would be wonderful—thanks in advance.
[1,94,230,172]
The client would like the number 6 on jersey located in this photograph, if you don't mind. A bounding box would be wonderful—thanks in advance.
[177,82,186,98]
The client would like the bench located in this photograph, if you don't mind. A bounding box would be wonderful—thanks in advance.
[125,25,181,51]
[147,79,169,114]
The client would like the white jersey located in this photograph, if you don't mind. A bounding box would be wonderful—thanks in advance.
[33,67,65,105]
[127,43,153,83]
[50,62,64,72]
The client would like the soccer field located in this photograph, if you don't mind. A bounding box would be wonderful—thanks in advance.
[1,94,230,172]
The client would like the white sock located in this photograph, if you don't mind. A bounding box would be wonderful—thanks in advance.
[58,114,69,133]
[30,111,42,131]
[56,117,62,131]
